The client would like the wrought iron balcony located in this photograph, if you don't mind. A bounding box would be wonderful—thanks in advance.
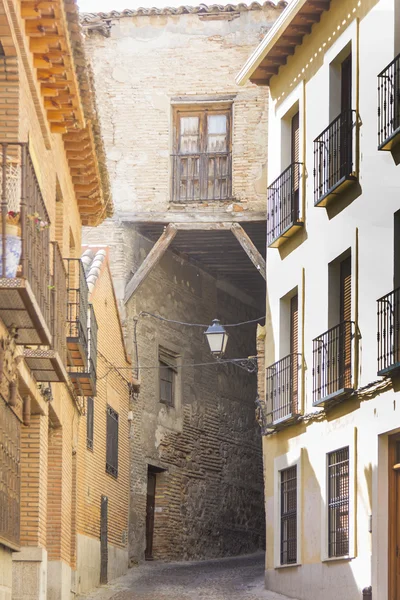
[265,353,302,428]
[267,163,303,248]
[312,321,354,406]
[69,304,97,396]
[0,142,52,345]
[314,110,357,207]
[378,53,400,150]
[171,152,232,202]
[377,287,400,375]
[24,242,69,383]
[65,258,89,368]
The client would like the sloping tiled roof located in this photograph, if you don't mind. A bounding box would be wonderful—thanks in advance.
[81,1,287,23]
[81,247,107,293]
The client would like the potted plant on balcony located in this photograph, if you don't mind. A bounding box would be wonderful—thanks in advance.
[0,210,22,278]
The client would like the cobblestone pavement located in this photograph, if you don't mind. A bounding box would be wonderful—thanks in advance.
[78,553,297,600]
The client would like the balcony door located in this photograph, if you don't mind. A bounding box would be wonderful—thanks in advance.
[340,54,353,180]
[290,294,299,414]
[291,112,300,221]
[339,256,352,390]
[388,436,400,600]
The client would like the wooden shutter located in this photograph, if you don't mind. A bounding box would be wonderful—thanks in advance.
[341,54,352,113]
[290,294,299,355]
[291,112,300,165]
[340,256,351,323]
[106,406,118,478]
[86,396,94,450]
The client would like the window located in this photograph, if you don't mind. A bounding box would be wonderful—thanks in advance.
[106,405,118,478]
[86,396,94,451]
[327,446,349,557]
[159,347,178,407]
[172,106,232,202]
[280,465,297,565]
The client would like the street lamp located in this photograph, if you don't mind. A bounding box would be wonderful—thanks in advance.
[204,318,258,373]
[204,319,229,358]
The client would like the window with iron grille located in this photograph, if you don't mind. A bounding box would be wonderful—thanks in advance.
[106,405,118,478]
[280,465,297,565]
[172,106,232,202]
[159,347,178,407]
[328,446,349,557]
[86,396,94,451]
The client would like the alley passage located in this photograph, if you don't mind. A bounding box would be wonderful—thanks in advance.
[78,553,295,600]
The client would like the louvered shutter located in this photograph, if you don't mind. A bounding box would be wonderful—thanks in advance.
[86,396,94,450]
[340,257,352,388]
[341,55,352,113]
[291,112,300,165]
[290,295,299,413]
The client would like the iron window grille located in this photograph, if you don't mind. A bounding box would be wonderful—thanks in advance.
[0,397,20,549]
[312,321,354,405]
[327,446,350,558]
[266,354,301,425]
[377,287,400,375]
[106,405,118,478]
[267,163,302,247]
[86,396,94,451]
[313,110,356,205]
[280,465,297,565]
[378,53,400,150]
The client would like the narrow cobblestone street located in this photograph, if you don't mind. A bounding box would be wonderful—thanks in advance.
[78,553,295,600]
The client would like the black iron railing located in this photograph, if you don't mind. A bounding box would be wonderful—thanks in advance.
[266,354,301,425]
[377,287,400,375]
[0,142,51,330]
[314,110,356,205]
[267,163,302,246]
[313,321,354,404]
[65,258,89,355]
[378,53,400,149]
[171,152,232,202]
[51,242,67,366]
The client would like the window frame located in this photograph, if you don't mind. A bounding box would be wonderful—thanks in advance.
[86,396,94,451]
[171,103,232,203]
[274,448,302,568]
[159,347,178,407]
[321,427,356,562]
[327,446,350,558]
[106,404,119,479]
[280,465,298,565]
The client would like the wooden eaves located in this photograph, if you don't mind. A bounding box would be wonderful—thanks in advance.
[236,0,331,86]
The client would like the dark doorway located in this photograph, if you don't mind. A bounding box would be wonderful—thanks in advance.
[100,495,108,584]
[388,435,400,599]
[145,471,156,560]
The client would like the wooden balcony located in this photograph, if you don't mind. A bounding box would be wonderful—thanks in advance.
[0,142,52,345]
[24,243,69,383]
[314,111,357,207]
[171,152,232,202]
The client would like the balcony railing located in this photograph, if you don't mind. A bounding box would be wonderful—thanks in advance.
[171,152,232,202]
[266,354,301,427]
[314,110,357,207]
[267,163,303,248]
[378,53,400,150]
[313,321,354,406]
[65,258,89,367]
[377,287,400,375]
[0,142,51,345]
[68,303,97,396]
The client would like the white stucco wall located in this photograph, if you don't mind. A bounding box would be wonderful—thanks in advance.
[262,0,400,598]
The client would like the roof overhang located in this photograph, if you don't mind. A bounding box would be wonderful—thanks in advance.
[236,0,331,87]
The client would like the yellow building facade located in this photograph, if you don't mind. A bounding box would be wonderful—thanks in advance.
[239,0,400,598]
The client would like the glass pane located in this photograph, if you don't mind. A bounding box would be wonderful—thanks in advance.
[207,114,227,152]
[180,117,199,154]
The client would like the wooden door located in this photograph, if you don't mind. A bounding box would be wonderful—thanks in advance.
[290,295,299,414]
[388,436,400,599]
[145,472,156,560]
[100,495,108,584]
[339,256,352,389]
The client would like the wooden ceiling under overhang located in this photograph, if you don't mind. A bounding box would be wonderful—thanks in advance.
[20,0,84,133]
[249,0,331,85]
